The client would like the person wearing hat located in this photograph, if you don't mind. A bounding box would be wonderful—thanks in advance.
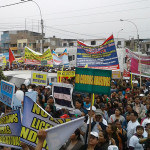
[79,132,99,150]
[90,109,108,140]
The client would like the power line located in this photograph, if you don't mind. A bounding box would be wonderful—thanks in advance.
[0,1,29,8]
[43,0,149,16]
[44,25,103,38]
[45,6,150,21]
[50,16,150,27]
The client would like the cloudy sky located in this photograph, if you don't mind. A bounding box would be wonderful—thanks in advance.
[0,0,150,40]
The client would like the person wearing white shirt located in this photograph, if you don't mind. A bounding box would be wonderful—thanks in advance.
[142,110,150,128]
[129,125,144,150]
[127,111,140,143]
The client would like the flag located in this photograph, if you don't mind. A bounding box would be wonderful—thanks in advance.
[9,48,15,64]
[46,117,85,150]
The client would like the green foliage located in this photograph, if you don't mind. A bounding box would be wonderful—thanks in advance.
[0,69,7,81]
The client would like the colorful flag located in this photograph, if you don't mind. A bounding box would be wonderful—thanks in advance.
[53,49,69,65]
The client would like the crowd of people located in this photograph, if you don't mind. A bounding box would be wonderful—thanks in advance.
[0,68,150,150]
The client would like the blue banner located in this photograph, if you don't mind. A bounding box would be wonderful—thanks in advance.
[0,80,15,107]
[0,109,21,149]
[20,96,71,149]
[77,35,120,70]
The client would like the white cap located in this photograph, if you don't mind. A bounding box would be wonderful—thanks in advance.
[24,79,30,86]
[87,106,96,112]
[90,131,99,138]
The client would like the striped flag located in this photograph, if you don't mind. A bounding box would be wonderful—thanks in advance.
[52,82,74,110]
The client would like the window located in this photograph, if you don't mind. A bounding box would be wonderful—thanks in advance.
[18,43,22,47]
[91,41,96,45]
[68,56,72,61]
[73,55,75,60]
[118,41,121,45]
[23,43,26,47]
[63,43,67,47]
[69,43,73,46]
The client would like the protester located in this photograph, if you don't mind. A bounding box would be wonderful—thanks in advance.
[108,107,125,123]
[79,131,99,150]
[127,111,140,143]
[129,125,144,150]
[60,128,84,150]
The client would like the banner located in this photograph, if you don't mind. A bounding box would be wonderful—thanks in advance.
[24,47,53,66]
[0,109,21,149]
[0,80,15,107]
[20,96,71,149]
[57,71,75,82]
[77,35,120,70]
[42,48,53,66]
[46,117,84,150]
[0,56,6,66]
[15,57,24,63]
[31,71,48,86]
[52,82,74,110]
[112,70,121,79]
[126,48,150,76]
[75,68,112,95]
[52,49,69,65]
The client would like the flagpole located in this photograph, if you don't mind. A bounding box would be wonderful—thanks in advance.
[139,56,142,88]
[88,93,94,146]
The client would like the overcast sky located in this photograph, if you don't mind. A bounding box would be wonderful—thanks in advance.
[0,0,150,40]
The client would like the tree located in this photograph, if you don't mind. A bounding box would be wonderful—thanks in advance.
[0,68,7,81]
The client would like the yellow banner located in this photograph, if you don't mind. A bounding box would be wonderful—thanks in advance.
[24,47,53,66]
[15,57,24,63]
[112,71,121,79]
[57,71,75,82]
[31,71,48,86]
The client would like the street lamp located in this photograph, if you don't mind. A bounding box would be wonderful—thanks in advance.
[120,19,139,52]
[21,0,44,53]
[117,29,123,48]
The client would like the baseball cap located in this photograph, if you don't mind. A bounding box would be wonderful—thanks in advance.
[95,109,103,116]
[90,131,99,138]
[87,106,96,112]
[69,109,82,116]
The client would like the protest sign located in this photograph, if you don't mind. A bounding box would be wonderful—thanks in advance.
[0,80,15,107]
[46,117,84,150]
[112,70,121,79]
[0,109,21,149]
[77,35,120,70]
[52,82,74,110]
[20,96,71,149]
[57,71,75,82]
[31,71,48,86]
[75,68,112,95]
